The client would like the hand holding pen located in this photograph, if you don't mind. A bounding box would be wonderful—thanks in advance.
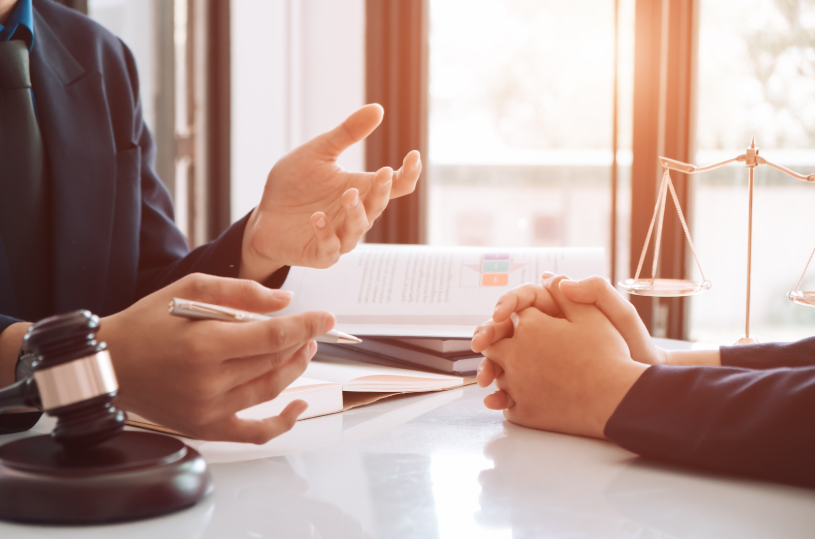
[168,298,362,344]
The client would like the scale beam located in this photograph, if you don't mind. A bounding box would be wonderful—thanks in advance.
[759,158,815,183]
[659,155,815,182]
[659,156,741,174]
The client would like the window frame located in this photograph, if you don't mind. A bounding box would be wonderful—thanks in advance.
[366,0,700,338]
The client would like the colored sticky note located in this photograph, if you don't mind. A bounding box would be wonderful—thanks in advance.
[484,253,510,260]
[482,274,509,286]
[482,261,510,273]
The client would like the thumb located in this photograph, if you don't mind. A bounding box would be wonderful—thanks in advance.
[560,276,655,362]
[310,104,384,159]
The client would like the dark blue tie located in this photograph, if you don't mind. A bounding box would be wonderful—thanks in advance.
[0,39,52,322]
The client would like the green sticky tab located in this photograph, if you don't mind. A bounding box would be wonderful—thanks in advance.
[482,261,510,273]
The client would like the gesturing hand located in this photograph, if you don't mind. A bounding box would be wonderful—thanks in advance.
[98,273,335,443]
[241,104,422,280]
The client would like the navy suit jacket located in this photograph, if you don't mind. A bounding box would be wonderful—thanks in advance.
[606,338,815,488]
[0,0,283,336]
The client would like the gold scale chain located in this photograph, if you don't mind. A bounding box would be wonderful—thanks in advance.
[633,169,707,283]
[794,246,815,294]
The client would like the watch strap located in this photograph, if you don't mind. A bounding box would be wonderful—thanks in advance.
[0,346,43,434]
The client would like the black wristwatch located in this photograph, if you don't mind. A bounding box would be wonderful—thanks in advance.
[0,345,43,435]
[15,346,37,381]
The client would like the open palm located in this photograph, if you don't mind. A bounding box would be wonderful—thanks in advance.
[240,104,421,280]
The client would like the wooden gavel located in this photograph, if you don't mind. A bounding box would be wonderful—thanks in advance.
[0,310,126,448]
[0,310,212,524]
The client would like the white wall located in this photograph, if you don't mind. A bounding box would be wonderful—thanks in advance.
[231,0,366,222]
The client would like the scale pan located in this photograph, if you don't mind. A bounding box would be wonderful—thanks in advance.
[618,278,712,297]
[788,291,815,307]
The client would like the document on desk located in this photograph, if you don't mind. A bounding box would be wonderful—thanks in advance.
[126,357,473,437]
[276,243,605,338]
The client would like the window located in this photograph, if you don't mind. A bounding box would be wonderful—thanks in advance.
[427,0,636,283]
[688,0,815,343]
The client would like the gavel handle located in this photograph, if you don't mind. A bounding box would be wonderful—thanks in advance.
[0,377,41,412]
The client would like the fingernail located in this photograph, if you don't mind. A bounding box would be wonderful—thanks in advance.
[323,313,337,332]
[510,312,520,328]
[349,191,360,208]
[477,364,484,375]
[308,340,318,356]
[273,289,294,300]
[315,216,326,230]
[412,158,421,171]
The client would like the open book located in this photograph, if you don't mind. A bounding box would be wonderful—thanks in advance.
[274,244,605,368]
[277,244,604,338]
[127,357,473,436]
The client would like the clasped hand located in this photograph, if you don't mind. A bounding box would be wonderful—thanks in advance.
[471,274,654,439]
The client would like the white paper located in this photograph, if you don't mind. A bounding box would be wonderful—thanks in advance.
[305,357,463,392]
[237,377,342,421]
[276,244,605,337]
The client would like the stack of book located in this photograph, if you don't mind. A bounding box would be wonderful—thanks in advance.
[320,336,481,374]
[278,243,605,375]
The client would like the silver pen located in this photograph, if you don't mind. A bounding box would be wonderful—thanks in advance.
[168,298,362,344]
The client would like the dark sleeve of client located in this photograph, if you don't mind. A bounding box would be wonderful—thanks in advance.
[605,341,815,488]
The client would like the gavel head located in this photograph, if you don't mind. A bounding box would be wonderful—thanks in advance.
[24,310,126,449]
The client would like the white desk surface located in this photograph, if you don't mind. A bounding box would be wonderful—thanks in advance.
[1,339,814,538]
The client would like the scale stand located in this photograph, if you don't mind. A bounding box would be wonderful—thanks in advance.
[621,138,815,345]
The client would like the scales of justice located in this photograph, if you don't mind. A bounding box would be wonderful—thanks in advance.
[619,138,815,345]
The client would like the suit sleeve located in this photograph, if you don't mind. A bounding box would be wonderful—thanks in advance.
[719,337,815,369]
[0,316,19,338]
[605,364,815,488]
[114,41,288,299]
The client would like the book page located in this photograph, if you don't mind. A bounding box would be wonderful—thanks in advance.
[306,357,463,392]
[281,377,336,393]
[276,244,604,336]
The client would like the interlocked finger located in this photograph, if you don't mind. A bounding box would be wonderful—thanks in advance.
[472,319,514,354]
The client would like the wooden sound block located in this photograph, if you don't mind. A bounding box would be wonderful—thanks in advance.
[0,431,213,524]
